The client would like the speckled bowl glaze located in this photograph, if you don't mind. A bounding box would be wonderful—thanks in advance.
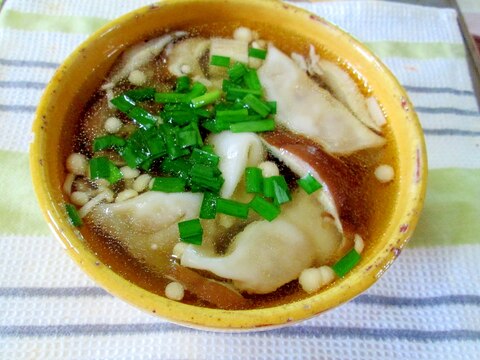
[30,0,427,330]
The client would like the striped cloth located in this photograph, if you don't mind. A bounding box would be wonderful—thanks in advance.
[1,1,479,359]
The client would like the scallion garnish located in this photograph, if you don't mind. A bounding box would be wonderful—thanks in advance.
[176,76,191,93]
[210,55,231,67]
[151,177,187,193]
[89,156,123,184]
[216,109,249,124]
[178,218,203,245]
[230,119,275,133]
[124,87,156,102]
[228,62,247,81]
[187,82,207,100]
[191,148,220,167]
[154,92,188,104]
[332,248,361,277]
[244,69,262,91]
[200,192,218,219]
[110,94,136,113]
[216,198,249,219]
[66,203,82,227]
[93,135,126,152]
[191,90,221,108]
[242,93,271,117]
[297,173,323,194]
[263,175,291,205]
[248,47,267,60]
[249,195,280,222]
[126,107,158,129]
[245,167,263,193]
[226,87,262,101]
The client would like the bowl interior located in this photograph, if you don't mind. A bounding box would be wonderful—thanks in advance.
[30,0,427,330]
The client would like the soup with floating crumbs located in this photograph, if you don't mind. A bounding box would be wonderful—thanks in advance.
[62,24,398,310]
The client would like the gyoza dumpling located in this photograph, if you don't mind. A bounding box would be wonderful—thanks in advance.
[181,191,343,294]
[208,131,265,199]
[258,45,385,154]
[89,191,202,271]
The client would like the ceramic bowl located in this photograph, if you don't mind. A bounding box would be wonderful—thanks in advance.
[30,0,427,330]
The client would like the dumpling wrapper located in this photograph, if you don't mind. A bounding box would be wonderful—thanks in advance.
[207,131,265,199]
[167,38,210,78]
[102,31,187,89]
[258,45,385,154]
[317,59,382,132]
[181,191,343,294]
[89,191,202,271]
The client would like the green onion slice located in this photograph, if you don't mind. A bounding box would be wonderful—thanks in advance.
[150,177,186,193]
[178,218,203,245]
[248,47,267,60]
[191,90,221,108]
[245,167,263,193]
[249,195,280,222]
[332,248,361,278]
[89,156,123,184]
[200,192,218,219]
[210,55,231,67]
[176,76,191,93]
[297,173,323,194]
[124,88,156,102]
[66,203,82,227]
[230,119,275,133]
[242,93,271,117]
[216,198,249,219]
[93,135,126,152]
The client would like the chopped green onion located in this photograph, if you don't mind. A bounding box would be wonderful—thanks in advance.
[160,124,190,159]
[273,180,291,205]
[216,109,249,124]
[249,195,280,222]
[178,218,203,245]
[124,88,156,101]
[263,175,291,205]
[187,82,207,100]
[248,47,267,60]
[191,148,220,166]
[242,93,271,117]
[332,248,361,277]
[110,94,136,113]
[244,69,262,91]
[127,107,157,129]
[89,156,123,184]
[161,157,192,180]
[297,173,323,194]
[93,135,126,152]
[216,198,249,219]
[263,177,275,198]
[201,145,215,154]
[191,90,221,108]
[176,76,191,93]
[267,101,277,114]
[228,62,247,81]
[226,87,262,101]
[245,167,263,193]
[66,203,82,227]
[177,128,198,149]
[151,177,186,193]
[230,119,275,133]
[161,110,197,126]
[200,192,218,219]
[194,108,213,119]
[154,92,188,103]
[210,55,231,67]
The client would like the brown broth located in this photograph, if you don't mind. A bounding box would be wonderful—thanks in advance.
[69,22,399,309]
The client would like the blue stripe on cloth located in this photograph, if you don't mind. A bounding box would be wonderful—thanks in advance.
[0,104,36,113]
[0,323,478,341]
[0,81,46,89]
[2,287,480,307]
[416,107,479,116]
[404,85,475,96]
[423,128,480,136]
[0,58,59,69]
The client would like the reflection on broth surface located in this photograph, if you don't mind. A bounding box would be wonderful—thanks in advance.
[63,22,398,310]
